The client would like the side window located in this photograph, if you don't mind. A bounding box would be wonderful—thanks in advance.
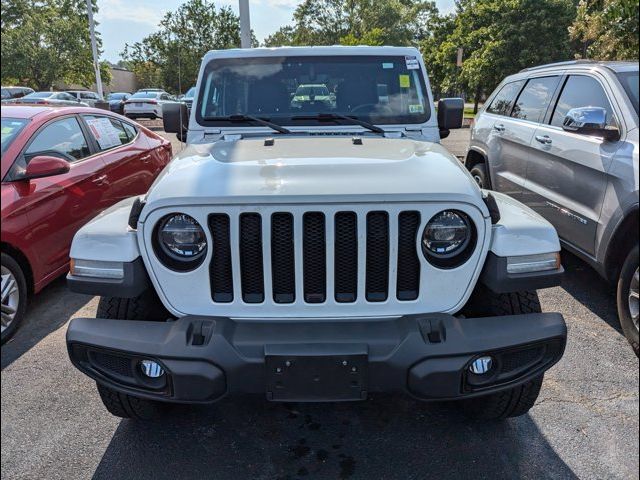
[24,117,91,162]
[486,80,525,116]
[83,115,130,151]
[59,92,76,101]
[510,76,560,123]
[160,94,168,100]
[550,75,616,127]
[121,122,138,141]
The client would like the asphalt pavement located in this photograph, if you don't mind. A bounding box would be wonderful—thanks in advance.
[1,129,638,480]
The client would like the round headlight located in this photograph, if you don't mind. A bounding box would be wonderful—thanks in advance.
[422,210,475,267]
[155,214,207,270]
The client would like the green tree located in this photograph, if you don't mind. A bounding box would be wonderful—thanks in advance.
[1,0,111,90]
[264,0,438,47]
[570,0,639,60]
[422,0,576,111]
[121,0,250,93]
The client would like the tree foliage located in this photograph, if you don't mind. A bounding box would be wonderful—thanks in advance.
[121,0,250,93]
[1,0,111,90]
[570,0,639,60]
[421,0,576,108]
[264,0,438,47]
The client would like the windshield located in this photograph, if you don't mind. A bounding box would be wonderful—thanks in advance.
[131,92,160,99]
[196,55,430,127]
[617,71,639,115]
[108,93,127,100]
[25,92,54,98]
[1,118,28,155]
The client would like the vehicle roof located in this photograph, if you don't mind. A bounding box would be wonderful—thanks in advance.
[1,104,117,119]
[202,45,421,63]
[2,86,33,89]
[520,59,638,73]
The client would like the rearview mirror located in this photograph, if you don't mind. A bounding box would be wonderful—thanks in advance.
[562,107,620,141]
[24,156,70,180]
[163,102,189,134]
[437,98,464,139]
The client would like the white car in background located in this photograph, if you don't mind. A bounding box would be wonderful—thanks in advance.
[65,90,103,107]
[124,90,177,119]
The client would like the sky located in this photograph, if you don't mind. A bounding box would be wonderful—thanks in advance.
[96,0,456,63]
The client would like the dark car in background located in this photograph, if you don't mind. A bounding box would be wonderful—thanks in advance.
[107,92,131,114]
[1,86,35,101]
[8,91,89,106]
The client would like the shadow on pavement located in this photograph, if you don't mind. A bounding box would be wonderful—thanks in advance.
[92,395,576,480]
[559,250,621,334]
[1,277,93,370]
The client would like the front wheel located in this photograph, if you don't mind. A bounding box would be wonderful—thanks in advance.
[459,375,544,420]
[96,383,167,420]
[617,245,639,356]
[1,253,28,344]
[469,163,490,189]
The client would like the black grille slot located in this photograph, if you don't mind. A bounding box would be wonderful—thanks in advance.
[501,346,544,374]
[209,214,233,302]
[271,213,295,303]
[90,351,133,378]
[366,211,389,302]
[397,211,421,300]
[334,212,358,302]
[239,213,264,303]
[303,212,326,303]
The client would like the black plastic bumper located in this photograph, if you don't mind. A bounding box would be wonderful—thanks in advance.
[67,312,566,404]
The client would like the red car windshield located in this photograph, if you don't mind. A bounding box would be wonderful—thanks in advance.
[1,117,28,156]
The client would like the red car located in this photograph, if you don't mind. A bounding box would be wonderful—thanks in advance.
[1,105,172,343]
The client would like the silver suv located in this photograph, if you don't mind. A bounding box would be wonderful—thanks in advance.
[466,60,639,355]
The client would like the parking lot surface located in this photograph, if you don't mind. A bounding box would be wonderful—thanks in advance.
[1,129,638,480]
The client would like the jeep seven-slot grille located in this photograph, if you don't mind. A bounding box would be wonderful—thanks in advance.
[208,210,422,305]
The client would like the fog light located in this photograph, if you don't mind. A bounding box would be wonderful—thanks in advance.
[140,360,164,378]
[469,356,493,375]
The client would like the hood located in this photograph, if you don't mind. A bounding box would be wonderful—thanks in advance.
[144,136,483,207]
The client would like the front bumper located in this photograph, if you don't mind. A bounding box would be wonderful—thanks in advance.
[67,312,566,403]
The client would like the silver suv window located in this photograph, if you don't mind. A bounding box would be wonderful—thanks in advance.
[510,76,560,123]
[550,75,616,127]
[486,80,525,116]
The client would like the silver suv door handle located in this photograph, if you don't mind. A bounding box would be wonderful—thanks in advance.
[535,135,552,145]
[493,124,505,132]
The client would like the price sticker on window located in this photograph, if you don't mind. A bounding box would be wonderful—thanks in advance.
[405,56,420,70]
[85,117,122,150]
[399,75,411,89]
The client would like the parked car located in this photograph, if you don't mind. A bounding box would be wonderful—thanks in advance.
[1,86,34,101]
[66,46,566,422]
[181,87,195,113]
[290,83,335,110]
[8,91,89,106]
[66,90,103,108]
[465,60,639,355]
[1,105,172,343]
[107,92,131,114]
[124,90,175,119]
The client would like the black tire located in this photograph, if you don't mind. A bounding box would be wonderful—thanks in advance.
[96,383,167,420]
[1,253,28,345]
[457,287,544,420]
[96,290,171,321]
[617,245,639,357]
[459,375,544,420]
[469,163,490,189]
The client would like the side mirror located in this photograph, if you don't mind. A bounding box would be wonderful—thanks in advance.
[437,98,464,139]
[163,102,189,134]
[24,156,70,180]
[562,107,620,141]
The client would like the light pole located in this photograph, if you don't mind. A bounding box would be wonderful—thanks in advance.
[87,0,104,98]
[239,0,251,48]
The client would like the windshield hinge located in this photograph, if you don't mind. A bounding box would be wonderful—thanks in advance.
[222,134,243,141]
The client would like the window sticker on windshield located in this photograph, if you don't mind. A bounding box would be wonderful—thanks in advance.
[399,75,411,88]
[382,62,394,69]
[405,56,420,70]
[85,117,122,149]
[409,104,424,114]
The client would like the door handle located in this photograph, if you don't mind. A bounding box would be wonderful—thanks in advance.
[493,124,505,132]
[92,174,107,185]
[535,135,552,145]
[141,154,152,163]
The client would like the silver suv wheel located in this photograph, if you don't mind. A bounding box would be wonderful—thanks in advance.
[1,266,20,333]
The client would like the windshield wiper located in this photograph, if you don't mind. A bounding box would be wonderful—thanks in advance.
[292,113,385,135]
[203,114,292,134]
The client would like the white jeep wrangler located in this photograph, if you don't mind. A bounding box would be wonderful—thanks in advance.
[66,47,566,421]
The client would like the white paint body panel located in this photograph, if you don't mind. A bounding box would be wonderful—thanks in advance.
[70,197,141,262]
